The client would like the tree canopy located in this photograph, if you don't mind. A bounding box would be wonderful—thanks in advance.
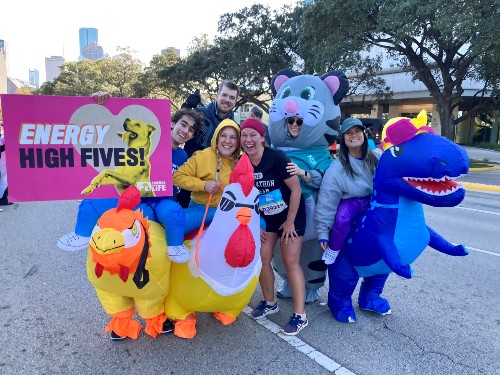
[300,0,500,139]
[37,47,143,97]
[30,1,500,141]
[158,4,304,111]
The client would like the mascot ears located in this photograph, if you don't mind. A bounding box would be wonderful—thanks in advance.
[271,68,349,105]
[271,68,299,95]
[320,71,349,105]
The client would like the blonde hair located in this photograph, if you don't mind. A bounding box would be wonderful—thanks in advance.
[215,125,241,180]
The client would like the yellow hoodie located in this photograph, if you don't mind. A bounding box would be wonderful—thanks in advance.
[173,119,240,207]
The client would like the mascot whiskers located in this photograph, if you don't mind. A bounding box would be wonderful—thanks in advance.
[269,68,349,303]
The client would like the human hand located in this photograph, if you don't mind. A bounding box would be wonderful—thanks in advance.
[185,89,202,108]
[319,240,328,251]
[260,228,267,244]
[286,162,305,177]
[279,220,298,244]
[204,180,222,194]
[91,91,111,105]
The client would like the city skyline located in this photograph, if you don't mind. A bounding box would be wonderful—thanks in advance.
[1,0,288,85]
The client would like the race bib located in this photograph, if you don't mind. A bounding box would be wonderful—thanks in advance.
[259,189,288,215]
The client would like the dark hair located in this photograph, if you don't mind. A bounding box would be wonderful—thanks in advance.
[218,80,240,97]
[171,108,205,135]
[249,105,263,119]
[338,128,379,179]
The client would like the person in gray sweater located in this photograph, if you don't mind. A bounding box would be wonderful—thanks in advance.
[315,118,381,264]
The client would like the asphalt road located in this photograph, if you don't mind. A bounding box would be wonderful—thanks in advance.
[1,146,499,375]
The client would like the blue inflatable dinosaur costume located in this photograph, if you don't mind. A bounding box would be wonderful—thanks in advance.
[268,68,349,303]
[328,111,470,323]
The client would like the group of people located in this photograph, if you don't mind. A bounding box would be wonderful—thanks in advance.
[57,80,382,337]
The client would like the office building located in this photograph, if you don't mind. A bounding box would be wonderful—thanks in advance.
[79,27,98,60]
[29,69,40,89]
[82,41,104,60]
[45,56,65,82]
[0,40,7,94]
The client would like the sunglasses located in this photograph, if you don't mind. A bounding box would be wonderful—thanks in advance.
[287,118,303,126]
[220,192,259,214]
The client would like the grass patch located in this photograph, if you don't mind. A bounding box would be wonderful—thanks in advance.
[470,158,497,168]
[472,142,500,151]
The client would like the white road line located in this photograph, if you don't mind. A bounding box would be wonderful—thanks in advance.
[462,245,500,257]
[242,306,357,375]
[457,206,500,215]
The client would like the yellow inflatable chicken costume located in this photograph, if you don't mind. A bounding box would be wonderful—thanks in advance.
[86,186,171,339]
[165,153,262,338]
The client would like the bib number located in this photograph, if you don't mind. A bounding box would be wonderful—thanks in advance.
[259,189,288,215]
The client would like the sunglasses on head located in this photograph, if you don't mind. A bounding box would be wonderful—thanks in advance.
[287,117,303,126]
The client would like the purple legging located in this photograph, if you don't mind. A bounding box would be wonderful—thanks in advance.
[328,196,371,251]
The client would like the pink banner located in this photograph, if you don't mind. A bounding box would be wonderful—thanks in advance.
[0,94,172,202]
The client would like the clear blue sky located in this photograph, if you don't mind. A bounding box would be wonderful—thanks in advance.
[1,0,292,83]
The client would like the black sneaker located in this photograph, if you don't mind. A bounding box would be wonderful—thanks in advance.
[161,318,174,334]
[251,300,279,319]
[110,330,126,340]
[282,313,308,336]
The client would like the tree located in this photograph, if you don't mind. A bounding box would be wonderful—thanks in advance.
[37,47,143,97]
[300,0,500,140]
[133,49,185,110]
[16,86,32,95]
[158,4,305,111]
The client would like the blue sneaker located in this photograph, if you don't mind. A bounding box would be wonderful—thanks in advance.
[282,313,308,335]
[251,300,279,319]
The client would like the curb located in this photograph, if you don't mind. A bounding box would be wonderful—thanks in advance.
[462,182,500,193]
[469,166,500,172]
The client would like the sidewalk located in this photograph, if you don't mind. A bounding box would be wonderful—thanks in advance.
[462,145,500,164]
[463,146,500,193]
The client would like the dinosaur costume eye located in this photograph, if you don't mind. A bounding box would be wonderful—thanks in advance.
[390,145,404,157]
[281,86,291,99]
[122,220,142,248]
[300,86,315,100]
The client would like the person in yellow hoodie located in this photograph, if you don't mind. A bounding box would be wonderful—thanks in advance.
[172,119,241,262]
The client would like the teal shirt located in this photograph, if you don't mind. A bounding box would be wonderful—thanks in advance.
[283,147,332,199]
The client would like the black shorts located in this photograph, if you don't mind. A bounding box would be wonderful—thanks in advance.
[262,197,306,236]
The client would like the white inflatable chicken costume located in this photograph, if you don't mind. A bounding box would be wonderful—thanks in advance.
[165,154,262,338]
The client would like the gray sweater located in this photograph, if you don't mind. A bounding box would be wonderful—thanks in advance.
[315,154,378,241]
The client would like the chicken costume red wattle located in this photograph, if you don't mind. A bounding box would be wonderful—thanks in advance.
[165,153,262,338]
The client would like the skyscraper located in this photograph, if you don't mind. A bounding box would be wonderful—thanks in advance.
[82,41,104,60]
[79,27,99,60]
[29,69,40,89]
[45,56,65,82]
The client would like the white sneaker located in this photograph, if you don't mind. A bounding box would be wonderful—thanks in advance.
[57,232,90,252]
[167,245,189,263]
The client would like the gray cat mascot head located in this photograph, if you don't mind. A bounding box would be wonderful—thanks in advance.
[269,69,349,148]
